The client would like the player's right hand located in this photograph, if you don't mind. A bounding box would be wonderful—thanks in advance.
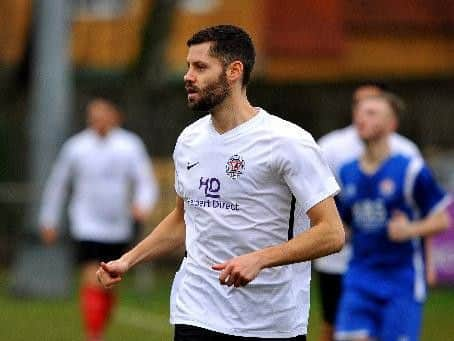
[40,227,58,245]
[96,259,129,288]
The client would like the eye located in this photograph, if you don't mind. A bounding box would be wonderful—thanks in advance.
[194,62,207,70]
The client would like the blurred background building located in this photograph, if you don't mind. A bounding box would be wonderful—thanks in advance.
[1,0,454,278]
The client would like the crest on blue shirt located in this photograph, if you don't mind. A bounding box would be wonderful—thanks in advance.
[226,154,245,179]
[344,184,356,198]
[379,178,395,196]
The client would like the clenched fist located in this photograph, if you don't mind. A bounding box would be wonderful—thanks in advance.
[96,259,129,288]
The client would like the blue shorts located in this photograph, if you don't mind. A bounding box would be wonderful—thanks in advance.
[334,287,423,341]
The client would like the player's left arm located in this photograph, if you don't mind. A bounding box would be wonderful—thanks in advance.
[212,196,344,287]
[212,133,345,287]
[388,162,451,242]
[261,195,345,263]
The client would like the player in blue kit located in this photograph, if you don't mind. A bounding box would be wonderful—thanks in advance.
[334,93,451,341]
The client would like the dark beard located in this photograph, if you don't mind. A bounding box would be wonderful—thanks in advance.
[187,72,230,112]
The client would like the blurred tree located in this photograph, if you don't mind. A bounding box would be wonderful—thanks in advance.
[132,0,179,87]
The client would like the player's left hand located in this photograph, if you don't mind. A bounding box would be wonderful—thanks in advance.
[212,252,264,287]
[388,210,413,242]
[131,205,149,223]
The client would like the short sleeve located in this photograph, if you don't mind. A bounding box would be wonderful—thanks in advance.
[274,134,340,213]
[173,142,184,198]
[413,164,448,217]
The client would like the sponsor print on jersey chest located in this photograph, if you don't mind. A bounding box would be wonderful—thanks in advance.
[182,150,271,210]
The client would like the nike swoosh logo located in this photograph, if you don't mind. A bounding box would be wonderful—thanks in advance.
[186,162,199,170]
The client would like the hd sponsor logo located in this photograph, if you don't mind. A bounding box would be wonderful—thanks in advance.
[199,177,221,198]
[186,176,240,211]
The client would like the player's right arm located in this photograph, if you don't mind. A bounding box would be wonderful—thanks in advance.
[39,143,74,245]
[97,196,186,288]
[129,137,159,223]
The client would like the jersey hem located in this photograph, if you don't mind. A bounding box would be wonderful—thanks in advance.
[170,316,307,338]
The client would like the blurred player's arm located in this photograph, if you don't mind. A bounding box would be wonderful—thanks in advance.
[130,140,159,223]
[39,144,73,245]
[97,196,185,288]
[213,196,345,287]
[388,161,451,242]
[388,209,449,242]
[424,237,437,287]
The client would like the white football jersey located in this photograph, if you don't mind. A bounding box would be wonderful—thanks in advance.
[39,128,158,242]
[314,125,421,274]
[170,109,339,338]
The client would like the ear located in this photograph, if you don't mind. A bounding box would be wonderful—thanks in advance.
[226,61,243,83]
[389,114,399,132]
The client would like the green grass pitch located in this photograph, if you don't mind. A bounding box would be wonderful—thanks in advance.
[1,267,453,340]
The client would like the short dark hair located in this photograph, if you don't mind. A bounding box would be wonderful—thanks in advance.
[358,92,406,120]
[356,81,389,92]
[352,81,391,108]
[187,25,255,86]
[86,97,123,118]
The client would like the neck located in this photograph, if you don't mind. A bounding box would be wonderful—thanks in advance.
[93,126,116,138]
[210,89,257,134]
[361,135,391,173]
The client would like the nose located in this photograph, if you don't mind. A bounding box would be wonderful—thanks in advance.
[184,69,195,83]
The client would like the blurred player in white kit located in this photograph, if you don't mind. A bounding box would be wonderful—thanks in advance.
[39,98,158,341]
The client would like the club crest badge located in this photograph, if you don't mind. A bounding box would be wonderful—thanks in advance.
[344,184,356,198]
[380,178,395,196]
[226,154,245,179]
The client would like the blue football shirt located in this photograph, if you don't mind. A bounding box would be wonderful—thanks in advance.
[338,154,447,301]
